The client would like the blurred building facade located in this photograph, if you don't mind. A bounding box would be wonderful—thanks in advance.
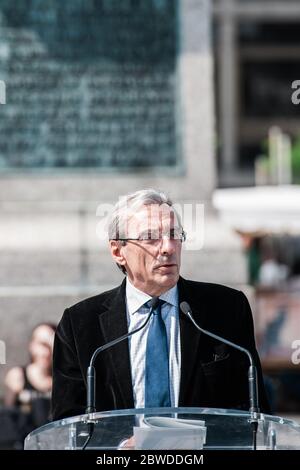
[213,0,300,413]
[213,0,300,186]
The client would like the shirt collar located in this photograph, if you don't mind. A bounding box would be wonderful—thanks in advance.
[126,277,178,315]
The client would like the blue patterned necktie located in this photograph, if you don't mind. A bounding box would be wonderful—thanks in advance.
[145,299,171,407]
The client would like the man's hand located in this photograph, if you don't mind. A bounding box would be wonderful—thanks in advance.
[119,435,135,450]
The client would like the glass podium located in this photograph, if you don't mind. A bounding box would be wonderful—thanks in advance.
[24,407,300,450]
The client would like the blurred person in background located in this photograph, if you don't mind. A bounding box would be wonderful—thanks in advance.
[4,323,56,437]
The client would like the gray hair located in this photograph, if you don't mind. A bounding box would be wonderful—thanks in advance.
[108,189,181,274]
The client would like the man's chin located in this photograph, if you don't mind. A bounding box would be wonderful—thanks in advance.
[147,272,179,296]
[156,271,179,287]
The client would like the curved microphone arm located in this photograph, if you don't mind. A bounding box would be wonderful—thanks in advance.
[180,301,260,416]
[86,296,159,414]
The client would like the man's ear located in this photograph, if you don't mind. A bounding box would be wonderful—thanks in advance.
[109,240,126,268]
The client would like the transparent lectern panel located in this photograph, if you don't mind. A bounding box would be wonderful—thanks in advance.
[24,407,300,450]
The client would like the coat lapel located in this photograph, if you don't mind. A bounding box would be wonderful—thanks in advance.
[98,278,134,409]
[178,277,207,405]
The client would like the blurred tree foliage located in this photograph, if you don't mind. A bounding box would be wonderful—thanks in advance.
[291,137,300,183]
[257,136,300,183]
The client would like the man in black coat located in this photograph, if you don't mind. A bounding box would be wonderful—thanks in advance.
[51,189,270,421]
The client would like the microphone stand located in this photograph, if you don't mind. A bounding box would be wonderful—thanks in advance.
[180,301,260,451]
[81,296,159,450]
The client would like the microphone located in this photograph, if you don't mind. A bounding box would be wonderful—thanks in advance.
[180,301,260,450]
[81,296,160,450]
[86,296,160,415]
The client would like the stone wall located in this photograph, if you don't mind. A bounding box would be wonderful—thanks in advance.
[0,1,246,397]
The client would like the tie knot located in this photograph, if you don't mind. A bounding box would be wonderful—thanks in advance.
[145,298,165,312]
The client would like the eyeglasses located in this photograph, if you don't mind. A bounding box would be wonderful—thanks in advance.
[111,228,186,243]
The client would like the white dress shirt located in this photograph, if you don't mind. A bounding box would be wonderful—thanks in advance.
[126,278,181,408]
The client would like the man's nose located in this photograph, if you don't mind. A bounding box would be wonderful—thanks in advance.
[159,236,176,255]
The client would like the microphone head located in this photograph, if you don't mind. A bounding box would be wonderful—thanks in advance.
[149,296,160,309]
[180,301,192,317]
